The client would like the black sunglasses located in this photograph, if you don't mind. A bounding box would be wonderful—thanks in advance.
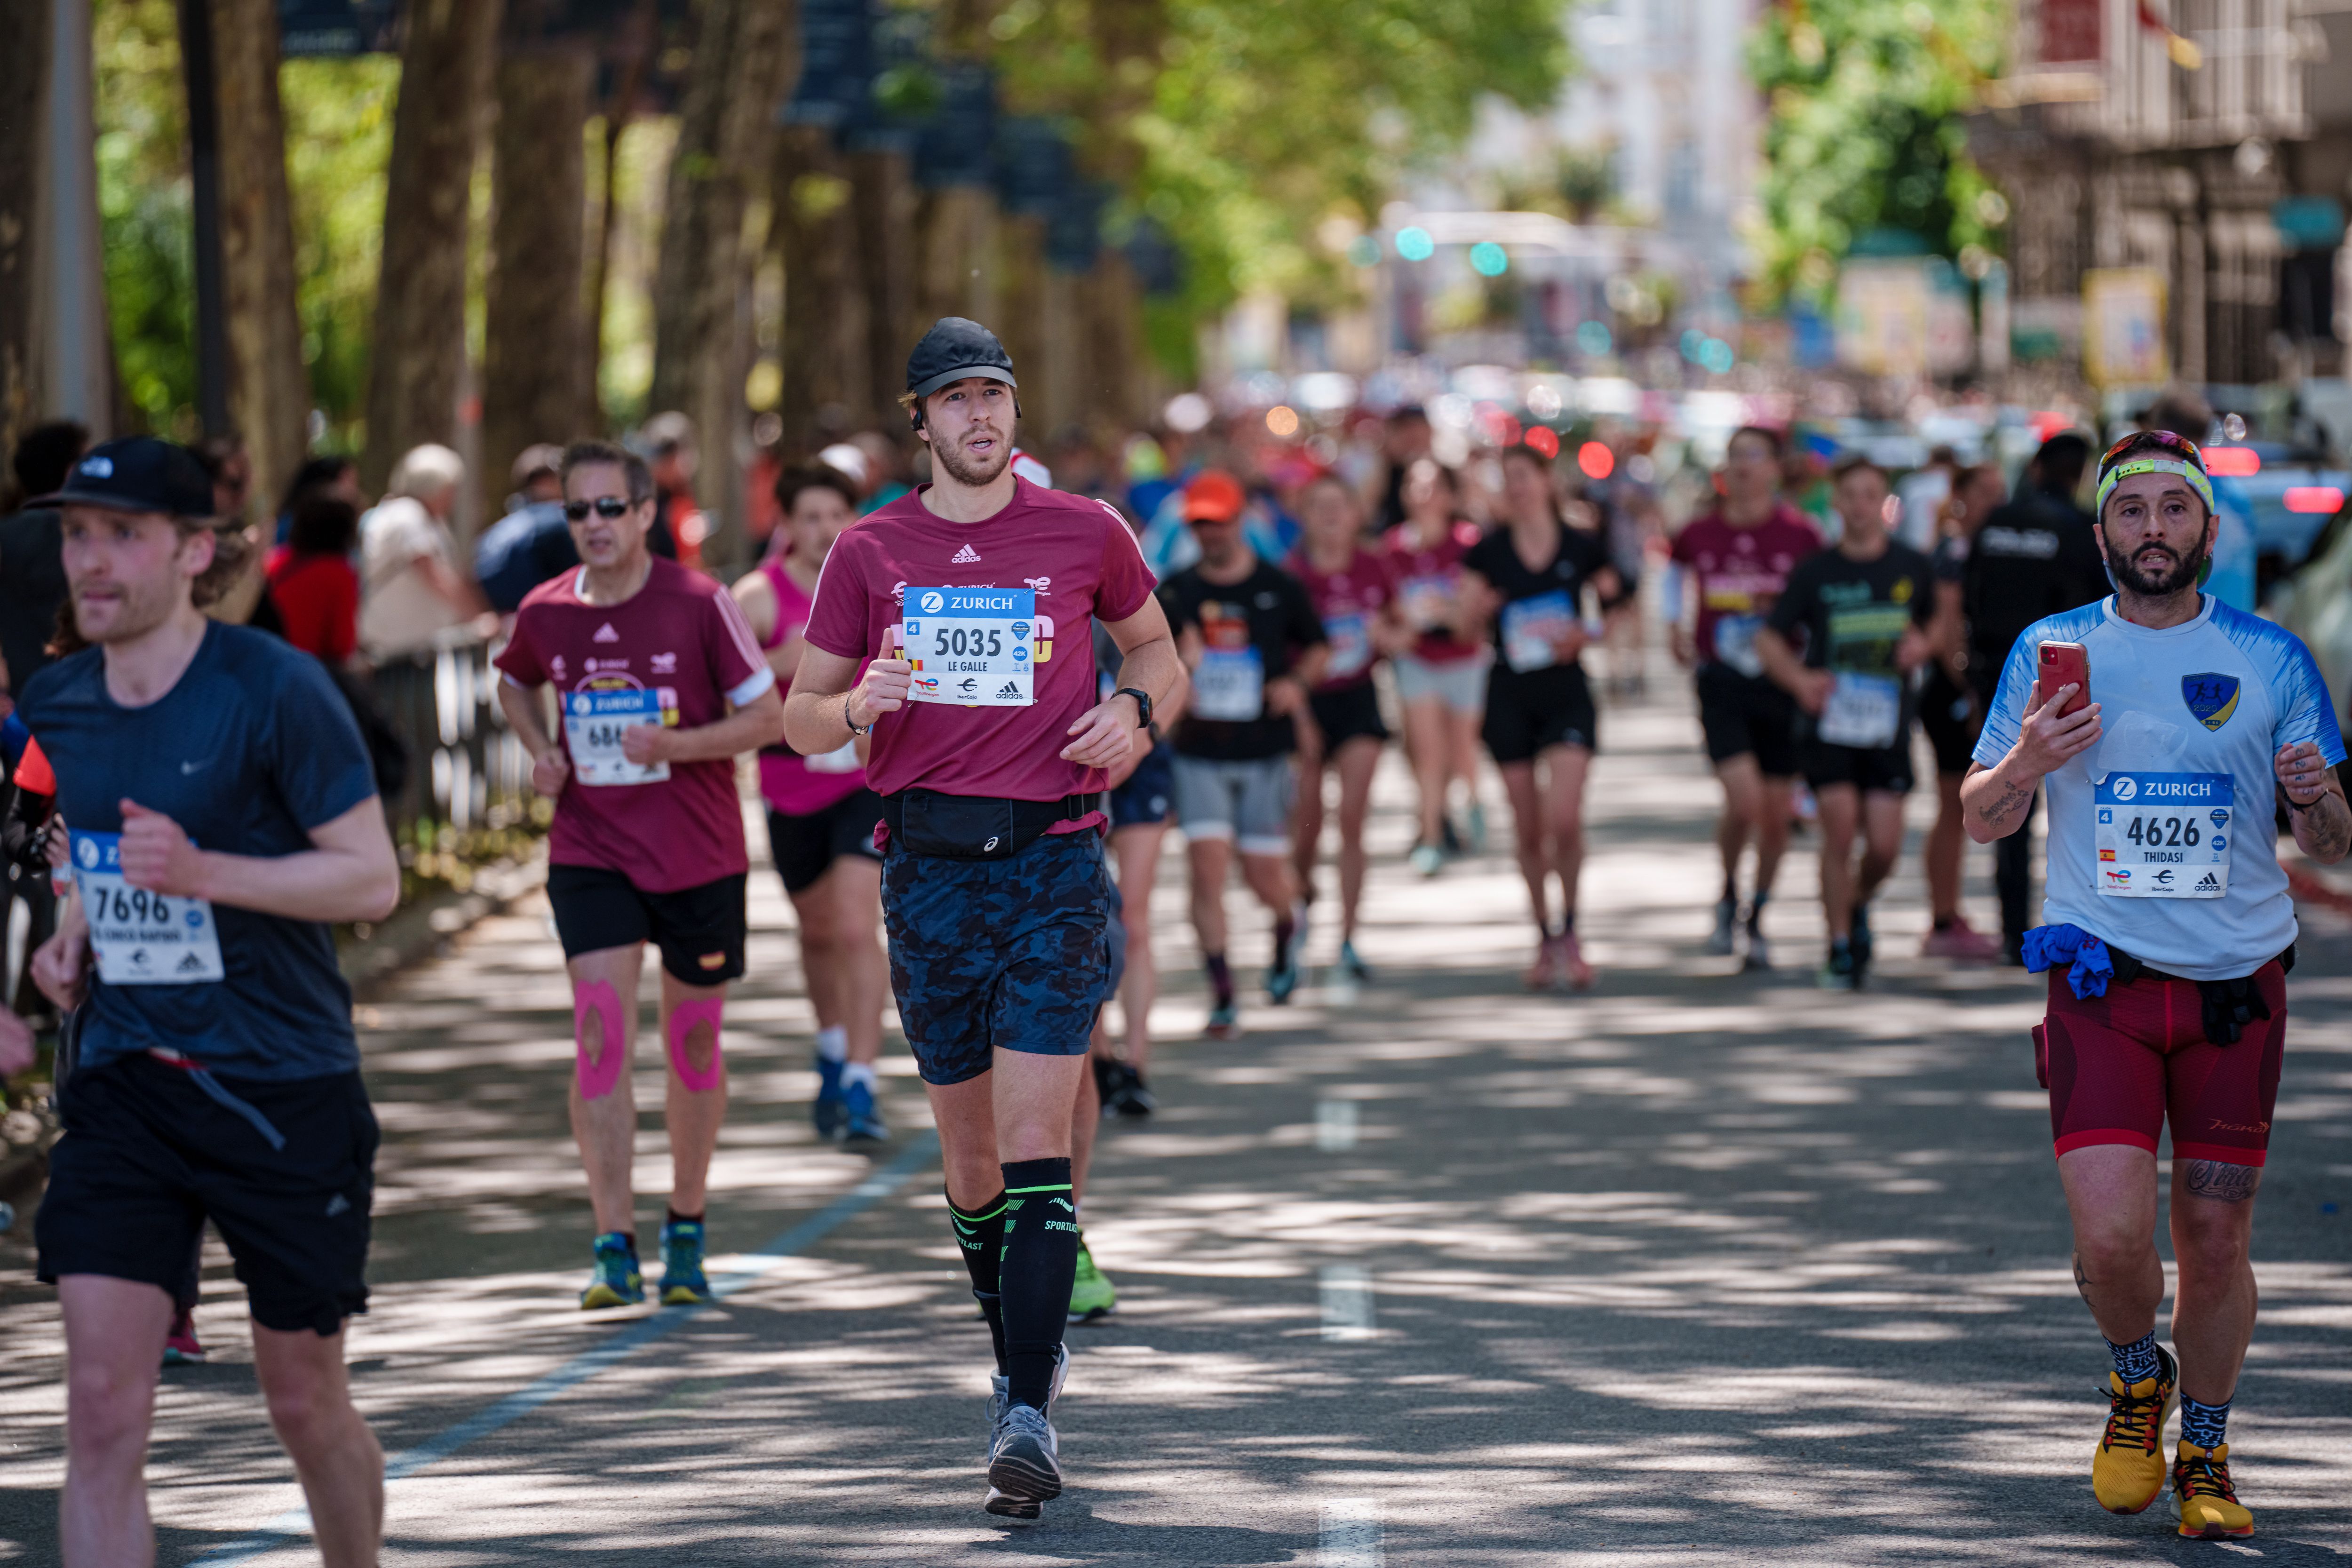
[563,495,639,521]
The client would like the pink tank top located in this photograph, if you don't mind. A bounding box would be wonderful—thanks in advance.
[755,557,870,815]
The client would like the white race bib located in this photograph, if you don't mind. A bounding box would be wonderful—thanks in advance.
[2096,772,2233,899]
[72,830,225,986]
[1324,612,1372,681]
[1817,673,1902,749]
[904,587,1035,707]
[564,688,675,785]
[1713,614,1765,678]
[1501,590,1576,675]
[1192,646,1265,722]
[1399,575,1452,632]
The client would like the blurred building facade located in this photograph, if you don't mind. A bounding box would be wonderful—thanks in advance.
[1974,0,2350,387]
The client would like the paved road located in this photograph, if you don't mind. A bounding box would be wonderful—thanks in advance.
[4,671,2350,1566]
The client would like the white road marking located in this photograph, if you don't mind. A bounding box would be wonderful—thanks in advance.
[1319,1497,1383,1566]
[1320,1264,1374,1341]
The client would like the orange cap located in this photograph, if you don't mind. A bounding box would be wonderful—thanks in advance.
[1182,470,1246,523]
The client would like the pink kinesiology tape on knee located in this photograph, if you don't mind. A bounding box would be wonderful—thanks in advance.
[668,998,725,1092]
[574,981,628,1100]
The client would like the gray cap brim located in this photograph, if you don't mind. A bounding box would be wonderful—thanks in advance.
[910,365,1019,399]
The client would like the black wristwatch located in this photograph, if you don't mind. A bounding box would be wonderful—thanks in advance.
[1114,686,1153,728]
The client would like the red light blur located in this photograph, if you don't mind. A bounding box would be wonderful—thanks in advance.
[2284,486,2344,515]
[1578,441,1613,480]
[1523,426,1560,460]
[2203,446,2260,477]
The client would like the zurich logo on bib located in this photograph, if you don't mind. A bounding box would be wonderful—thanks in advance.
[920,591,946,614]
[2182,673,2241,732]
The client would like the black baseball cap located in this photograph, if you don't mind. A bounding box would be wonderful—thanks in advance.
[906,317,1017,399]
[35,436,215,517]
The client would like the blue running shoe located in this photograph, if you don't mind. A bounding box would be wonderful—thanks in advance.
[1266,953,1300,1004]
[579,1232,644,1309]
[812,1050,847,1138]
[1339,939,1373,984]
[842,1078,889,1144]
[659,1216,713,1305]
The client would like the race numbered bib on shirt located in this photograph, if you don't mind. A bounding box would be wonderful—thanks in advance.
[1192,646,1266,722]
[564,688,675,785]
[2096,772,2233,898]
[1501,591,1577,674]
[72,830,225,986]
[1713,613,1765,678]
[1324,613,1373,681]
[1399,575,1452,632]
[1817,673,1902,749]
[904,587,1035,707]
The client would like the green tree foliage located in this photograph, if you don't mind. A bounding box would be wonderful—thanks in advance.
[991,0,1568,338]
[1747,0,2005,302]
[282,56,399,452]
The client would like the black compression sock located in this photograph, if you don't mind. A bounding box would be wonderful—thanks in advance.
[1204,953,1233,1005]
[999,1158,1078,1409]
[665,1208,702,1226]
[947,1190,1009,1375]
[1559,910,1575,935]
[1273,916,1295,964]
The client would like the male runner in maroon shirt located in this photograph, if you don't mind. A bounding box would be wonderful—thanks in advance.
[495,441,785,1310]
[786,318,1180,1518]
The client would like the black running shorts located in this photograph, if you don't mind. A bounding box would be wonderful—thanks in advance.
[1918,667,1976,776]
[767,788,885,897]
[38,1054,377,1336]
[1801,733,1915,795]
[546,863,748,985]
[1308,682,1389,752]
[1695,661,1799,778]
[1482,665,1597,765]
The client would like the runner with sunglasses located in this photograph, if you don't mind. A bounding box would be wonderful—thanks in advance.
[1963,430,2349,1539]
[496,442,787,1310]
[1462,440,1626,991]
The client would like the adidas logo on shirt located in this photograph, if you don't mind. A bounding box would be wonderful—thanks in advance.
[952,543,982,564]
[997,681,1023,699]
[593,622,620,643]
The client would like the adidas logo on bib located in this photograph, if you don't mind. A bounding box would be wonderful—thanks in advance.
[952,543,981,564]
[2197,872,2221,891]
[997,680,1023,700]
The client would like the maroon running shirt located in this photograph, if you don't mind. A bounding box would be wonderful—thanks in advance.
[495,557,774,891]
[1288,546,1395,692]
[802,478,1157,802]
[1669,503,1822,670]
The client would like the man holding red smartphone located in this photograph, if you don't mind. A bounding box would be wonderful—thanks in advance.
[1963,430,2351,1540]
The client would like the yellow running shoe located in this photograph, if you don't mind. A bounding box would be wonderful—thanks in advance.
[2172,1441,2253,1539]
[2092,1345,2177,1514]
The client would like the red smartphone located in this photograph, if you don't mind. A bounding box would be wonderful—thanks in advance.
[2038,641,2090,717]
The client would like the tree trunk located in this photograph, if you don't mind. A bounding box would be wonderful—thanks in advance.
[849,148,915,430]
[771,123,863,457]
[648,0,797,574]
[1082,249,1144,429]
[0,0,52,478]
[994,212,1048,438]
[482,40,593,518]
[914,185,998,333]
[360,0,505,498]
[206,0,308,623]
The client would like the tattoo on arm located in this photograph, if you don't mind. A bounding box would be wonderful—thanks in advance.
[2298,793,2352,859]
[2182,1160,2261,1203]
[1977,779,2028,826]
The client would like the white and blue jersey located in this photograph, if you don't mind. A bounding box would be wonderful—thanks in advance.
[1974,595,2345,980]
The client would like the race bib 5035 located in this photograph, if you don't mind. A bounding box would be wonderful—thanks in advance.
[903,587,1036,708]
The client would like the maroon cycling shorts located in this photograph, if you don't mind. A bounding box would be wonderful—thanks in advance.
[2038,963,2286,1167]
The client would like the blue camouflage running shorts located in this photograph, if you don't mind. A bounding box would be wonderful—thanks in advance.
[881,829,1115,1085]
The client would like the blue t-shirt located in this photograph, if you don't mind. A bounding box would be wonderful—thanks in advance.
[1974,595,2346,979]
[19,622,379,1080]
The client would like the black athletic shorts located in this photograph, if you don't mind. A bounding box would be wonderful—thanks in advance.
[38,1054,377,1336]
[1483,665,1597,765]
[1110,742,1175,830]
[1801,732,1916,795]
[546,863,748,984]
[1918,667,1977,776]
[767,788,884,897]
[1695,661,1799,778]
[1309,682,1389,751]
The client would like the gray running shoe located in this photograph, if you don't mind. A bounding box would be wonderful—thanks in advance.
[985,1403,1062,1515]
[1707,896,1738,956]
[983,1342,1068,1448]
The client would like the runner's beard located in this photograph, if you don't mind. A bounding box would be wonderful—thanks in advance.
[72,573,175,645]
[2105,521,2211,597]
[932,426,1012,487]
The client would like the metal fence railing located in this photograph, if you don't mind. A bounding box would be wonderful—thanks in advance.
[367,629,539,849]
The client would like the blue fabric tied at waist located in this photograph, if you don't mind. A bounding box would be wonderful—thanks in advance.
[2020,923,2115,999]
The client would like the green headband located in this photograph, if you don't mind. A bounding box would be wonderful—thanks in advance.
[2096,455,2215,520]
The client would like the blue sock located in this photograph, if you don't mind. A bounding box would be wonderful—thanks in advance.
[2106,1330,2162,1386]
[2180,1393,2230,1450]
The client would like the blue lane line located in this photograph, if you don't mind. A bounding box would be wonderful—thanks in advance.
[189,1133,939,1567]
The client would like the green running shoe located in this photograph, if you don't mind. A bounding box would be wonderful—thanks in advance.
[1067,1234,1116,1323]
[579,1231,644,1309]
[659,1216,713,1305]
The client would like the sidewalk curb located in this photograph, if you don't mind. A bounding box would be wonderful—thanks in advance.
[342,848,549,1001]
